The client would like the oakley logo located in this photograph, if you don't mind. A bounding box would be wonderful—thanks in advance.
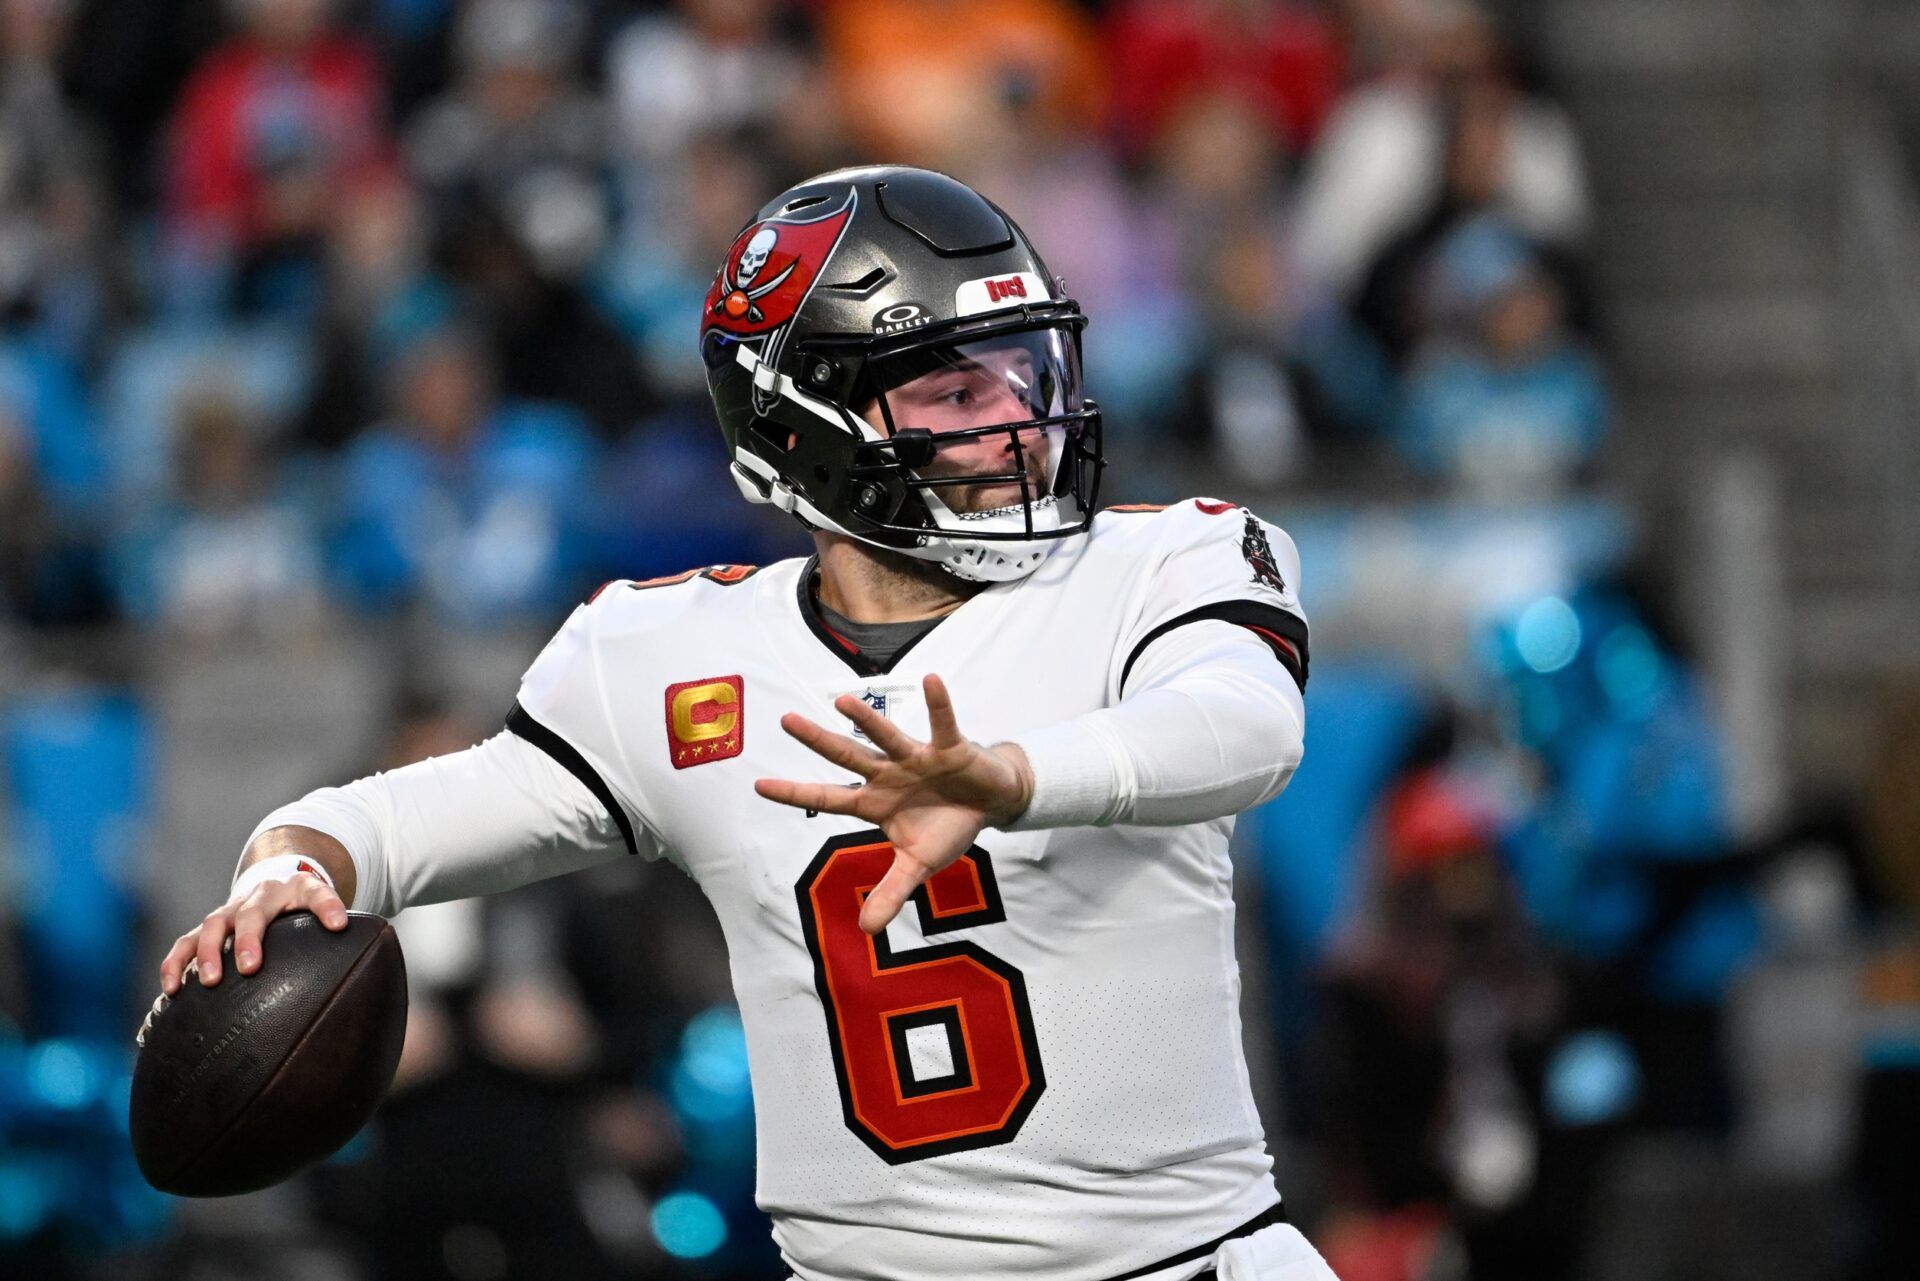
[873,302,933,335]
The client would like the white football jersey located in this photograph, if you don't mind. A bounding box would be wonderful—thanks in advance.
[508,498,1310,1281]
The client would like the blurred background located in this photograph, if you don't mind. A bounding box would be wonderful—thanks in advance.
[2,0,1919,1277]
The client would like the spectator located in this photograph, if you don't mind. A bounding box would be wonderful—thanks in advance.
[1143,98,1398,471]
[57,0,226,213]
[407,0,655,434]
[299,173,454,449]
[1315,763,1612,1281]
[817,0,1105,169]
[1393,216,1605,495]
[1148,87,1292,229]
[406,0,609,284]
[608,0,809,171]
[0,349,112,625]
[0,392,43,619]
[1857,681,1920,1281]
[164,0,391,317]
[113,385,326,635]
[328,325,600,621]
[594,410,803,585]
[360,0,461,126]
[964,66,1188,436]
[435,195,658,437]
[1335,0,1437,81]
[0,0,109,358]
[1351,30,1597,369]
[1106,0,1344,162]
[597,128,780,398]
[1291,0,1586,301]
[1167,214,1324,486]
[1492,587,1755,1128]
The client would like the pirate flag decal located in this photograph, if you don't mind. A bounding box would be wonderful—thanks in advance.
[1241,511,1287,595]
[703,193,856,339]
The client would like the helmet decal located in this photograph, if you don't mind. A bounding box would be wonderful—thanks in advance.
[703,191,857,340]
[699,168,1105,584]
[955,271,1049,317]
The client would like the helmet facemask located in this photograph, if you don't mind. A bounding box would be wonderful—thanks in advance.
[791,316,1103,581]
[703,168,1107,582]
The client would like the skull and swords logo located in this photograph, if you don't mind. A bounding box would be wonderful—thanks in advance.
[713,226,797,324]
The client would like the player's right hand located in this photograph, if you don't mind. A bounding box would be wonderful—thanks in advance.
[159,871,349,994]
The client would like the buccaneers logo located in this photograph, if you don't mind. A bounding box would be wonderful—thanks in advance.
[703,193,856,339]
[715,227,794,323]
[1241,511,1287,594]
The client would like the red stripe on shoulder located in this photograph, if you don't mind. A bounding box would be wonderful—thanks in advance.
[620,564,761,594]
[1244,626,1301,666]
[1241,624,1305,688]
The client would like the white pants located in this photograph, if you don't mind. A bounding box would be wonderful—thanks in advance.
[781,1221,1340,1281]
[1210,1222,1341,1281]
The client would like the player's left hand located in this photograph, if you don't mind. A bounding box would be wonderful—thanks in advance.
[755,673,1034,936]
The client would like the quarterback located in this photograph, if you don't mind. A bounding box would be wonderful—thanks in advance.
[158,167,1336,1281]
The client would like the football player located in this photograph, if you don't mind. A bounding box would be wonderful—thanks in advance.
[160,166,1335,1281]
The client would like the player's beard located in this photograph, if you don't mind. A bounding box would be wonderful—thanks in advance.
[916,428,1055,516]
[819,536,992,609]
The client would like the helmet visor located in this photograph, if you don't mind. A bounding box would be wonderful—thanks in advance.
[862,326,1086,516]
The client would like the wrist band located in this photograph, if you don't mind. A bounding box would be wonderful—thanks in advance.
[232,853,336,901]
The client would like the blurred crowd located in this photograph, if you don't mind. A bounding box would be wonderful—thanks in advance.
[2,1,1918,1280]
[0,0,1616,639]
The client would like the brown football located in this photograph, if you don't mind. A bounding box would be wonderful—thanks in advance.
[130,911,408,1197]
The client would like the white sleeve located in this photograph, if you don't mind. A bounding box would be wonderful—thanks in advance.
[1001,619,1305,831]
[241,729,653,917]
[1109,500,1309,700]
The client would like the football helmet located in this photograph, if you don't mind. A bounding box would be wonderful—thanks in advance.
[700,166,1103,582]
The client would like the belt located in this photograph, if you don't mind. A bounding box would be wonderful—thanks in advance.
[1103,1201,1288,1281]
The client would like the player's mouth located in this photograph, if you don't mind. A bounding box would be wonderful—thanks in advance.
[973,480,1029,505]
[955,492,1058,521]
[943,461,1052,510]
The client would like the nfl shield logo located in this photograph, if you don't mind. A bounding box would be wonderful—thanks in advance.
[853,689,887,740]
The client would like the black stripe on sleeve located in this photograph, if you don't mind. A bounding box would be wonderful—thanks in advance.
[1101,1200,1287,1281]
[506,701,640,856]
[1119,600,1310,695]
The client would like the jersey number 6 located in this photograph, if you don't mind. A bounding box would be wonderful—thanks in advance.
[796,831,1045,1163]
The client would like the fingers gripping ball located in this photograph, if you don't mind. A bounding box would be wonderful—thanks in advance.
[131,911,407,1196]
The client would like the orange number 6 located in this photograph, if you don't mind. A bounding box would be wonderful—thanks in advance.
[796,831,1045,1163]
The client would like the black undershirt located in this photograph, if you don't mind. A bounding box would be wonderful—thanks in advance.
[812,591,943,670]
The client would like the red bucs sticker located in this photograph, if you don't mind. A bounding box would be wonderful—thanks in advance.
[955,270,1048,317]
[703,194,856,338]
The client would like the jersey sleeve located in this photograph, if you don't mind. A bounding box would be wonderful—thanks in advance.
[243,594,665,917]
[1113,499,1310,697]
[505,591,663,861]
[246,729,648,917]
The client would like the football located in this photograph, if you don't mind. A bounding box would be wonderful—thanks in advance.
[130,911,408,1197]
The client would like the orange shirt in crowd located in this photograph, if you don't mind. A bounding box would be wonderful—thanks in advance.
[817,0,1107,163]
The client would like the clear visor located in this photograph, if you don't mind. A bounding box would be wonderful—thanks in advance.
[862,327,1086,515]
